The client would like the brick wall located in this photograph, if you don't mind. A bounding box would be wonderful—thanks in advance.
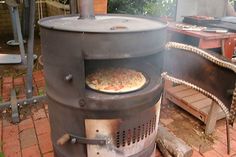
[94,0,108,14]
[0,0,107,38]
[0,3,23,37]
[0,4,11,37]
[0,2,47,38]
[46,1,69,17]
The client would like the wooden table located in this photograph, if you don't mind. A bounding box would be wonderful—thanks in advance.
[168,22,236,59]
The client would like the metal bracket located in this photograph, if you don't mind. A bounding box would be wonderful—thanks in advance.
[11,89,20,123]
[0,95,46,110]
[0,95,46,123]
[57,133,106,146]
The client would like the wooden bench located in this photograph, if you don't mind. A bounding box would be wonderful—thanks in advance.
[163,81,225,134]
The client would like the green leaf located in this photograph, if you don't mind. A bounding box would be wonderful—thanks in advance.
[38,89,45,96]
[108,0,176,17]
[0,152,5,157]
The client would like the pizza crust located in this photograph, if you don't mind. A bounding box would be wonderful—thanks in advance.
[86,68,147,93]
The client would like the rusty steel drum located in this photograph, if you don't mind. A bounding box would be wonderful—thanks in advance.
[39,14,167,157]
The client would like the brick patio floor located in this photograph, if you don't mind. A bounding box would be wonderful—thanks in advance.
[0,70,236,157]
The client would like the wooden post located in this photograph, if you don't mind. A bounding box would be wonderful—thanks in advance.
[156,139,173,157]
[205,101,220,135]
[162,79,173,105]
[156,124,193,157]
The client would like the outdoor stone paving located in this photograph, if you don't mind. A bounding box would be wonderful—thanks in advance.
[0,70,236,157]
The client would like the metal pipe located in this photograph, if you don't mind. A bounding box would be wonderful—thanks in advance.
[9,6,18,43]
[69,0,77,14]
[26,0,35,99]
[22,0,30,38]
[14,6,26,64]
[78,0,94,19]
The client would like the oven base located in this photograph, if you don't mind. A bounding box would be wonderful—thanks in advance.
[53,143,157,157]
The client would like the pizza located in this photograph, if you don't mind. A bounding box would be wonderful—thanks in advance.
[86,67,147,93]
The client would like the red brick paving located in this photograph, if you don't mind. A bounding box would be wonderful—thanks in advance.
[3,76,13,84]
[22,145,41,157]
[203,150,222,157]
[192,150,203,157]
[20,128,38,149]
[19,118,34,132]
[43,152,54,157]
[3,141,21,157]
[0,70,236,157]
[32,108,47,121]
[34,118,50,136]
[3,125,19,143]
[38,133,53,154]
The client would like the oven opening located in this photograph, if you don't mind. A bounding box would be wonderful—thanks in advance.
[85,53,164,94]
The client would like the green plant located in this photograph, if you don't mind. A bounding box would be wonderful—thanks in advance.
[108,0,146,14]
[143,0,176,16]
[0,152,4,157]
[38,89,45,96]
[108,0,176,17]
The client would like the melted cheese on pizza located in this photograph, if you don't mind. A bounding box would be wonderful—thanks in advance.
[86,68,146,93]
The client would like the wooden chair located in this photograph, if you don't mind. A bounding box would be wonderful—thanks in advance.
[163,42,236,135]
